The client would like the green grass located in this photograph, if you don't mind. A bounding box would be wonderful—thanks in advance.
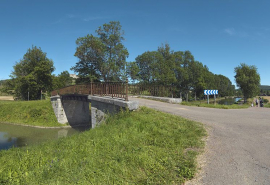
[181,101,250,109]
[264,103,270,108]
[0,107,206,184]
[0,100,64,127]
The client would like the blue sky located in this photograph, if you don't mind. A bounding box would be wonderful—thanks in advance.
[1,0,270,86]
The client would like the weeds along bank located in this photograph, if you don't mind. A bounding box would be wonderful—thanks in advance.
[0,107,206,184]
[181,97,251,109]
[0,100,63,127]
[181,101,250,109]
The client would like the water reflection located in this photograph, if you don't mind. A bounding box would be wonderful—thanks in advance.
[218,97,242,105]
[0,132,17,150]
[0,123,89,150]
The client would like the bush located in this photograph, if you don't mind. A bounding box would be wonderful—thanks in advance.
[263,99,269,104]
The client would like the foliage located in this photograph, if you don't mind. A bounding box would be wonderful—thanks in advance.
[259,86,270,95]
[71,21,129,83]
[0,107,206,184]
[52,71,73,90]
[128,43,235,100]
[0,79,15,95]
[126,61,140,83]
[234,63,260,102]
[263,98,269,104]
[0,100,62,127]
[10,46,55,100]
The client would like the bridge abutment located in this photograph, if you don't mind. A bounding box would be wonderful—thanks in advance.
[90,96,138,128]
[51,95,68,124]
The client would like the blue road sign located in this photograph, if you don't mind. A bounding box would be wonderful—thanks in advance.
[204,90,218,95]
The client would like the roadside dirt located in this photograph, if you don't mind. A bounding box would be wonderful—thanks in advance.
[0,96,14,100]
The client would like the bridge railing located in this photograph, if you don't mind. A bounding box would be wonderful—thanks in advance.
[51,81,128,101]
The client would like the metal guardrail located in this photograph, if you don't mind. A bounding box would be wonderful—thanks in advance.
[51,81,128,101]
[51,81,179,101]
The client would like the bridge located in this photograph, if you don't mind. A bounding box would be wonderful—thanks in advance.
[50,82,181,128]
[50,82,138,128]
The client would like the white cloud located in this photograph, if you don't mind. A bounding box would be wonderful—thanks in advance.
[83,16,108,22]
[223,28,249,38]
[66,14,75,18]
[224,28,236,36]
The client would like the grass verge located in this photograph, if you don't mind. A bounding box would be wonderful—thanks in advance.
[181,101,250,109]
[264,103,270,108]
[0,107,206,184]
[0,100,64,127]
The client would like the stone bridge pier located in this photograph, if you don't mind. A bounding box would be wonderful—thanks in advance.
[51,95,138,128]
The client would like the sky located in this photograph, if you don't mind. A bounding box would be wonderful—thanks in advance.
[1,0,270,86]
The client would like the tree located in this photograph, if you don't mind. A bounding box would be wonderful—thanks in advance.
[176,50,195,101]
[71,21,129,82]
[131,42,235,100]
[126,61,140,83]
[214,75,234,97]
[11,46,55,100]
[189,61,207,100]
[234,63,260,102]
[135,51,161,83]
[134,44,178,85]
[0,79,15,95]
[156,44,177,85]
[52,71,72,90]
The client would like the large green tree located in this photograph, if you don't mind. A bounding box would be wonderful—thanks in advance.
[126,61,140,83]
[214,75,234,97]
[11,46,55,100]
[134,51,161,83]
[132,44,178,85]
[128,43,235,99]
[71,21,129,82]
[52,71,73,90]
[234,63,260,102]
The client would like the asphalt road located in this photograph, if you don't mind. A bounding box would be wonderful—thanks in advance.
[129,97,270,185]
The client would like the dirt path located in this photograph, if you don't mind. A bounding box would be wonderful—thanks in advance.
[130,97,270,185]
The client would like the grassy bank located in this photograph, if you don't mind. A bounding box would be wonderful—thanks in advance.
[0,100,63,127]
[0,107,206,184]
[181,99,250,109]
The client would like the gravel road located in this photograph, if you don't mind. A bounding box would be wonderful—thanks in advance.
[129,97,270,185]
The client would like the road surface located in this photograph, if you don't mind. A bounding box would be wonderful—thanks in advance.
[129,97,270,185]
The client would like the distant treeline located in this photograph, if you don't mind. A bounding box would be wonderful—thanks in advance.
[259,85,270,95]
[126,44,235,100]
[260,85,270,91]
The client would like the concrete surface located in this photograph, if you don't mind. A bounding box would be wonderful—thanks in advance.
[51,95,68,124]
[129,97,270,185]
[90,96,139,128]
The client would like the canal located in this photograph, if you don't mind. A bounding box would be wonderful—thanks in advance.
[0,123,89,150]
[217,97,242,105]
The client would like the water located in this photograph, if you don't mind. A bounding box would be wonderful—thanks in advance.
[217,97,242,105]
[0,123,89,150]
